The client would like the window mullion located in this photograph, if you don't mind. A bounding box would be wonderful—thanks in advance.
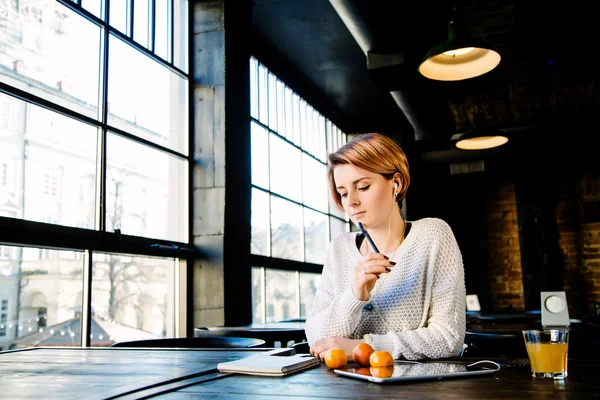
[150,0,156,52]
[129,0,135,39]
[170,0,174,64]
[81,250,93,347]
[98,21,110,233]
[295,270,300,320]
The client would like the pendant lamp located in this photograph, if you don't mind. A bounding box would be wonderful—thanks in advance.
[419,20,501,81]
[455,112,508,150]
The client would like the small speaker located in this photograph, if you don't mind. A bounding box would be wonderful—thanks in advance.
[466,294,481,312]
[541,291,570,327]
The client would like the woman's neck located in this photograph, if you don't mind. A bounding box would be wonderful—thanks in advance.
[362,214,405,255]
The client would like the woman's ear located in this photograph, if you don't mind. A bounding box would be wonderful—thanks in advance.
[392,173,402,197]
[393,173,402,194]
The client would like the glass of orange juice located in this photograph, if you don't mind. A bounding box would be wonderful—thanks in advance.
[522,329,569,379]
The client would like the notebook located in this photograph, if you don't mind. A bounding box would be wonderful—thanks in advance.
[217,349,320,376]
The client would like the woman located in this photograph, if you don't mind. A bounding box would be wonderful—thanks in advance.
[305,133,465,361]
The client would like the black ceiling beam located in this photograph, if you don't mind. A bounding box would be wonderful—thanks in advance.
[329,0,456,142]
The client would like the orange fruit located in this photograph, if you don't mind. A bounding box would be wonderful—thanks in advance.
[370,366,394,378]
[324,348,348,369]
[369,350,394,367]
[352,342,375,367]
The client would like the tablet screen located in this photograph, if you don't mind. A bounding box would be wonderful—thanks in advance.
[334,361,500,383]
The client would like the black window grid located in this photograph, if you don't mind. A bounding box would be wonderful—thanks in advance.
[0,0,195,345]
[249,57,349,275]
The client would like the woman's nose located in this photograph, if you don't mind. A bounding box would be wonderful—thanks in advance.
[347,191,359,205]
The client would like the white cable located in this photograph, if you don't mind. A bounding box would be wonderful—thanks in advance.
[466,360,501,371]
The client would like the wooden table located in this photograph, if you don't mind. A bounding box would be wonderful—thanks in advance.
[0,347,259,399]
[1,347,599,399]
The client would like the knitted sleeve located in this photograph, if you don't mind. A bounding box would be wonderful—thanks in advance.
[365,220,466,360]
[304,235,367,346]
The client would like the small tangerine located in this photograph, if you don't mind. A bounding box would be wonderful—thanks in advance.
[352,342,375,367]
[324,348,348,369]
[369,350,394,367]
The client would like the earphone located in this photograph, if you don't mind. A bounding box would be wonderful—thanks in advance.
[393,183,398,196]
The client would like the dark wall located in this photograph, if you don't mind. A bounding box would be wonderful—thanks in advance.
[408,162,494,311]
[406,128,600,316]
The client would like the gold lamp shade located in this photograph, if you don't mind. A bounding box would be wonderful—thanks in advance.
[419,21,501,81]
[455,112,508,150]
[456,135,508,150]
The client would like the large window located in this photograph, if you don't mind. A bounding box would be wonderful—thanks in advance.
[249,57,348,323]
[0,0,189,349]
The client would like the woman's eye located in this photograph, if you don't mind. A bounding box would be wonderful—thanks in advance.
[339,193,348,199]
[358,185,370,191]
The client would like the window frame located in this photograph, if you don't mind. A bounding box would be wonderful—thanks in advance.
[0,0,195,346]
[249,56,348,323]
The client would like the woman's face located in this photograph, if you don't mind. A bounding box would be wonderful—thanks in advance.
[333,164,395,230]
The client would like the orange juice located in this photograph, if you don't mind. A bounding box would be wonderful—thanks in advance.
[525,342,568,373]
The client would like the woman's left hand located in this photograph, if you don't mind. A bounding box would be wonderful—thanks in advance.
[310,336,363,360]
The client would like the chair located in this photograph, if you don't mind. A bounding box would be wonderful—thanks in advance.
[110,336,266,348]
[461,331,527,359]
[195,326,307,348]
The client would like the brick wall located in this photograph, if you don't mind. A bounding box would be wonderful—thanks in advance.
[554,172,600,316]
[483,171,600,316]
[484,180,525,311]
[581,223,600,314]
[578,172,600,315]
[555,179,586,316]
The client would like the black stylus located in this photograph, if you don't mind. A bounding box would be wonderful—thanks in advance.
[357,222,380,253]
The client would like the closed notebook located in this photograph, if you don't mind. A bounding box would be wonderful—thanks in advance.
[217,351,320,376]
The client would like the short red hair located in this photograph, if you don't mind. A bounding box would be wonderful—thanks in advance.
[328,133,410,211]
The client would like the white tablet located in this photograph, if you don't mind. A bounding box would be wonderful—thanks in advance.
[334,360,500,383]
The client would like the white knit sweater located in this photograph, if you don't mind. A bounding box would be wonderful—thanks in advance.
[305,218,466,360]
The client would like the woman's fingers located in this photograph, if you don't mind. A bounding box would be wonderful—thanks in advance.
[352,253,396,301]
[360,264,392,277]
[361,252,390,263]
[311,339,332,359]
[360,253,396,268]
[358,257,395,277]
[311,337,359,360]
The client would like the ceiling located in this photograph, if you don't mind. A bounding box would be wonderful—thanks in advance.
[252,0,600,163]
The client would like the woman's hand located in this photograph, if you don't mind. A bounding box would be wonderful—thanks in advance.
[352,253,395,301]
[310,336,363,359]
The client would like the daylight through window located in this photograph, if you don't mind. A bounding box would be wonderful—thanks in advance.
[249,57,348,324]
[0,0,189,350]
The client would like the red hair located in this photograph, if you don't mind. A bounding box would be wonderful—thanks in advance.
[328,133,410,210]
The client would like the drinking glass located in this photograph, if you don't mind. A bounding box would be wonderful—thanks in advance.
[522,329,569,379]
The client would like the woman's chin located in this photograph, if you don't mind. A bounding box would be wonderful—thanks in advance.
[352,217,366,227]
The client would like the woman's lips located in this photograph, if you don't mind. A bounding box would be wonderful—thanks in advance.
[353,211,365,218]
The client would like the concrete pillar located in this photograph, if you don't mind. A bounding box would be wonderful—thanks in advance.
[192,0,252,328]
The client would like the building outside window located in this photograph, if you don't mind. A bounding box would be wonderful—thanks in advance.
[0,0,189,349]
[1,163,7,187]
[0,245,10,259]
[0,300,8,339]
[249,57,349,323]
